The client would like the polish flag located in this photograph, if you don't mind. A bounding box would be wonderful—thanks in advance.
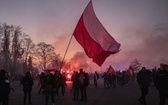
[127,65,134,76]
[73,0,120,66]
[107,65,116,75]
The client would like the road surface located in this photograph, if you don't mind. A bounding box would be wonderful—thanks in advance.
[9,78,166,105]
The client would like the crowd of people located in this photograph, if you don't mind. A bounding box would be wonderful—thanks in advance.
[0,68,89,105]
[71,69,89,101]
[0,64,168,105]
[136,64,168,105]
[100,70,134,89]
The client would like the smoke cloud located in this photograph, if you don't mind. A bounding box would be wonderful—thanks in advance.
[52,24,168,71]
[121,24,168,68]
[69,51,89,71]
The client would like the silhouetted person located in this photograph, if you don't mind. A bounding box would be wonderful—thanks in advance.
[71,71,79,100]
[102,72,108,89]
[78,69,89,102]
[44,70,56,105]
[122,71,128,85]
[21,72,34,105]
[38,72,45,94]
[152,68,157,86]
[137,67,151,105]
[93,71,99,88]
[0,69,11,105]
[155,65,168,105]
[54,71,66,98]
[111,74,117,88]
[59,72,66,97]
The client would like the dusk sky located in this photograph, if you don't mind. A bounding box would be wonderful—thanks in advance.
[0,0,168,72]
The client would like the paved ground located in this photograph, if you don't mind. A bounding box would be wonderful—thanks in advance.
[9,78,167,105]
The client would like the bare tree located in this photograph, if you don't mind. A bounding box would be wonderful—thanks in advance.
[21,36,35,73]
[27,56,39,77]
[131,59,141,74]
[49,53,62,70]
[0,22,63,77]
[0,23,35,77]
[11,26,23,75]
[34,42,61,71]
[1,23,11,71]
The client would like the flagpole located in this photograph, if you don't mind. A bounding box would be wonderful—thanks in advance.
[59,35,73,71]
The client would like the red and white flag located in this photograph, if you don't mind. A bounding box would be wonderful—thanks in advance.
[73,0,120,66]
[127,65,134,76]
[107,65,116,75]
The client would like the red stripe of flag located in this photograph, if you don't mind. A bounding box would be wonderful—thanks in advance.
[127,65,134,76]
[73,0,120,66]
[107,65,116,75]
